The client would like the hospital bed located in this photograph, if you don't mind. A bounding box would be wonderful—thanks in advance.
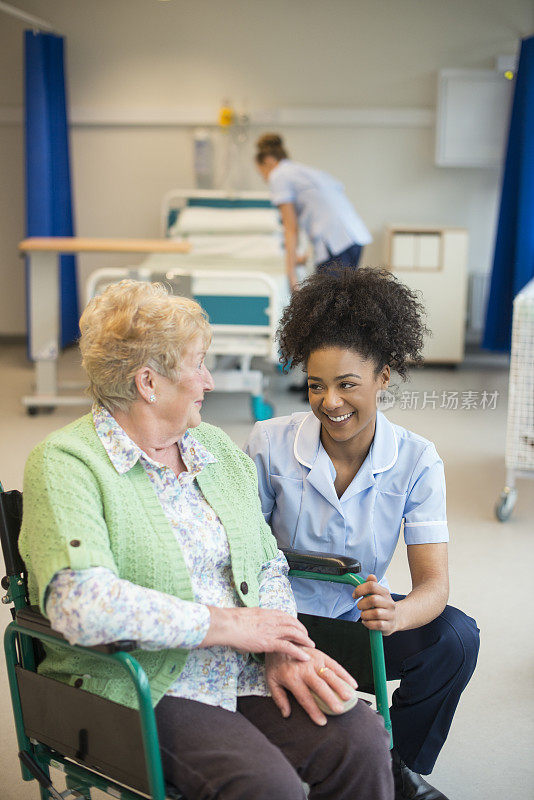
[20,195,292,420]
[157,189,287,274]
[87,191,292,422]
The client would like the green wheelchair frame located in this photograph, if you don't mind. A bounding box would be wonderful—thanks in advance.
[1,486,391,800]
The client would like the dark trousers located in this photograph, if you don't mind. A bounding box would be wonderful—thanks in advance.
[315,242,363,273]
[383,598,480,775]
[155,693,393,800]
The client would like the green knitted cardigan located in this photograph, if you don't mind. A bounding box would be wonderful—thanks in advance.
[19,414,279,709]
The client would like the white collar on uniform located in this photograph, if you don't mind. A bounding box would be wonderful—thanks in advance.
[293,411,398,509]
[294,410,398,474]
[293,412,321,469]
[371,410,399,474]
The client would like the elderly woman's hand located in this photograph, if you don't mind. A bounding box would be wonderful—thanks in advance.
[201,607,316,662]
[265,648,358,726]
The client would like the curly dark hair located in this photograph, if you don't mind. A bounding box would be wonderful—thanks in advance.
[277,268,429,380]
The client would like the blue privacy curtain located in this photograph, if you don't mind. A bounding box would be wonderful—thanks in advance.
[483,35,534,351]
[24,30,79,348]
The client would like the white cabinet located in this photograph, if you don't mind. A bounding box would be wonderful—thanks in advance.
[387,226,468,364]
[435,69,513,168]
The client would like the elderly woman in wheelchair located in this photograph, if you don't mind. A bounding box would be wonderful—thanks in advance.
[17,280,393,800]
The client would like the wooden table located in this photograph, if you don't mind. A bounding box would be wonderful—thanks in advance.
[19,237,191,413]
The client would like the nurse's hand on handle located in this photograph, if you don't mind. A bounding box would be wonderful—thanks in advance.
[353,574,398,636]
[202,606,315,662]
[265,648,358,727]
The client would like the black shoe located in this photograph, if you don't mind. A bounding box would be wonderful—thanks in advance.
[391,749,450,800]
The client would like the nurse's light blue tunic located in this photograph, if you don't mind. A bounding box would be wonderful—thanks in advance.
[268,159,372,266]
[245,411,449,620]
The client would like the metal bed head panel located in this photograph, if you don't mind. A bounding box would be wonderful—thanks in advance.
[85,267,281,362]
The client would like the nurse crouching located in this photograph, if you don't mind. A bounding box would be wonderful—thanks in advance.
[255,133,371,290]
[245,268,479,800]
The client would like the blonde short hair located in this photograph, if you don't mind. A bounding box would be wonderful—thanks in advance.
[79,280,211,412]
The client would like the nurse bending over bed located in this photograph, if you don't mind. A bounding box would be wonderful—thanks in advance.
[245,268,480,800]
[255,133,371,290]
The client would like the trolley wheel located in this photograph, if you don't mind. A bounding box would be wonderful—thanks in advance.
[495,487,517,522]
[251,396,274,422]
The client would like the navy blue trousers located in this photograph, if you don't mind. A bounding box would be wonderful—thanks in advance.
[315,242,363,273]
[383,597,480,775]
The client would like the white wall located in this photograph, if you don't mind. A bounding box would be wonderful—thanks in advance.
[0,0,532,334]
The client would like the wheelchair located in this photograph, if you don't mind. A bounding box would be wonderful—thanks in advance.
[1,485,392,800]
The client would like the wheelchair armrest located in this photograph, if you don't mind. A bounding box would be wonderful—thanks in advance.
[16,606,138,653]
[281,548,361,576]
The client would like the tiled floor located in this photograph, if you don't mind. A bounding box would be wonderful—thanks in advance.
[1,342,533,799]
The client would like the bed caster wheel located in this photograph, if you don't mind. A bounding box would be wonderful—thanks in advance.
[495,487,517,522]
[251,396,274,422]
[26,406,56,416]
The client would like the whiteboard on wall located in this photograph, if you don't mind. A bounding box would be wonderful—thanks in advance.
[435,69,513,168]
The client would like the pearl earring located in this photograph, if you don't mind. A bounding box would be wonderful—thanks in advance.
[148,393,156,403]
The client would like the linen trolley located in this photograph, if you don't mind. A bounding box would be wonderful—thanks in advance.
[495,277,534,521]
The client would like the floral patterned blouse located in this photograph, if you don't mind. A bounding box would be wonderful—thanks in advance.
[45,405,296,711]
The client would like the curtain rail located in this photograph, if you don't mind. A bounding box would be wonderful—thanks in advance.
[0,1,55,33]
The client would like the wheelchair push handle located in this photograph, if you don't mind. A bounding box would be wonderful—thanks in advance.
[0,489,25,577]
